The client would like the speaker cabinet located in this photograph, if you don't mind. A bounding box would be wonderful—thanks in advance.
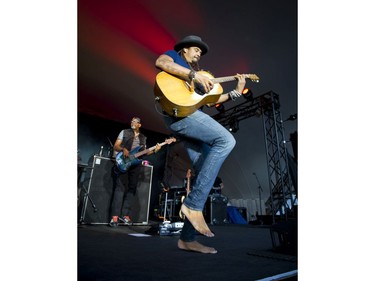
[79,156,153,225]
[270,218,297,255]
[128,164,153,225]
[204,194,228,225]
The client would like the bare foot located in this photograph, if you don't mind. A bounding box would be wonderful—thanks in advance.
[178,239,217,254]
[181,204,214,237]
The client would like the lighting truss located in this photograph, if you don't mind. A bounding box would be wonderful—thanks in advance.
[211,91,297,223]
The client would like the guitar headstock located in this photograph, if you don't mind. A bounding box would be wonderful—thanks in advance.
[245,74,260,83]
[165,137,177,144]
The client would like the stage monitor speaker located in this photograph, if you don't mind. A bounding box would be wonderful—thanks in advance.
[270,218,297,256]
[204,194,228,225]
[79,156,153,225]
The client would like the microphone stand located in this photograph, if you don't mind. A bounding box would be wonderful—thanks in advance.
[79,167,98,224]
[107,137,114,157]
[253,172,263,215]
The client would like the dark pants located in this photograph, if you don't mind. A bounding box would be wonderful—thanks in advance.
[110,164,141,218]
[180,181,198,242]
[180,218,196,242]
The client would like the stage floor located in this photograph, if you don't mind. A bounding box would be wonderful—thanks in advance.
[78,222,297,281]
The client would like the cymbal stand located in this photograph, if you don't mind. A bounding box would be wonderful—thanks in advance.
[163,191,169,223]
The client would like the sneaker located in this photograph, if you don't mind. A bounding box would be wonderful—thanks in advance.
[118,215,132,225]
[109,216,118,227]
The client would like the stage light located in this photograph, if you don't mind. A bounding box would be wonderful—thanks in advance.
[285,114,297,121]
[215,103,225,113]
[228,119,239,133]
[242,88,254,100]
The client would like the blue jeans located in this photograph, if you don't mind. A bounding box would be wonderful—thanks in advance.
[164,110,236,211]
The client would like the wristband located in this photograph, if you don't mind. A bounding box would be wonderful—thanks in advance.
[229,90,242,101]
[188,70,196,81]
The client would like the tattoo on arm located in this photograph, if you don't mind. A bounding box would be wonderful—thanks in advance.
[157,56,190,80]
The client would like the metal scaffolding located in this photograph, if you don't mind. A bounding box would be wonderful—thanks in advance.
[211,91,297,223]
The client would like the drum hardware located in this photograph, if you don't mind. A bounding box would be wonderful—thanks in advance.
[158,185,186,222]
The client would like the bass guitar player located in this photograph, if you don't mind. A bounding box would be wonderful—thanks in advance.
[109,117,162,227]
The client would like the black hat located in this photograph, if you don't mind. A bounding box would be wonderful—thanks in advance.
[174,35,209,55]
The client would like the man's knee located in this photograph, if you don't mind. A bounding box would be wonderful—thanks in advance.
[224,133,236,152]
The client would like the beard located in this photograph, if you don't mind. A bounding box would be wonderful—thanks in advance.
[191,57,200,63]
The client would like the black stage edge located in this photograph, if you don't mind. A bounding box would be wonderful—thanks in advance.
[78,223,297,281]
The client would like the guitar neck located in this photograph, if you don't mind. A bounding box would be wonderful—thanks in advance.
[185,169,191,192]
[211,74,259,84]
[212,76,237,84]
[134,141,168,158]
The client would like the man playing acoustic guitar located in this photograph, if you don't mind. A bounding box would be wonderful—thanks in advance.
[155,35,247,254]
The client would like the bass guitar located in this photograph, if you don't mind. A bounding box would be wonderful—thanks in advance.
[115,137,176,173]
[154,70,260,117]
[179,169,192,219]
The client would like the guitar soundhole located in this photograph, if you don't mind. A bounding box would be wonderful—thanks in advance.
[194,82,206,96]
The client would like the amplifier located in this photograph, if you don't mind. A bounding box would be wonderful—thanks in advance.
[78,156,113,224]
[79,155,153,225]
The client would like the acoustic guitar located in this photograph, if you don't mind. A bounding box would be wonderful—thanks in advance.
[115,137,176,173]
[154,70,260,117]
